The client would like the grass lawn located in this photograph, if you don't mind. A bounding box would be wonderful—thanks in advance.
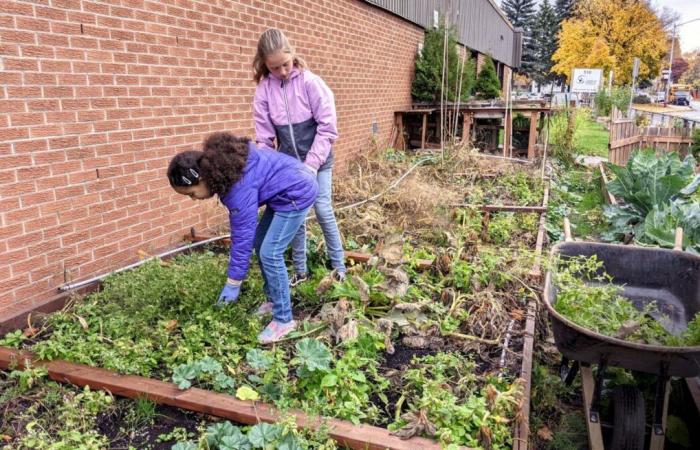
[575,113,609,158]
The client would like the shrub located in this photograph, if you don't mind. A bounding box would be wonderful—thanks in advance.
[412,25,475,102]
[594,87,632,116]
[632,94,650,104]
[474,55,501,99]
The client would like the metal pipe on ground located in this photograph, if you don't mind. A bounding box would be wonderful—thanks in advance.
[58,235,229,292]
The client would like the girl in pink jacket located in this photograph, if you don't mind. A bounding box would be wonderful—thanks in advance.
[252,28,346,286]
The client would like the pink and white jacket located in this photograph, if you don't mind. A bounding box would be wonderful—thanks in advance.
[253,67,338,171]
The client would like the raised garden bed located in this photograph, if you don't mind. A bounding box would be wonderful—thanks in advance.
[0,148,548,450]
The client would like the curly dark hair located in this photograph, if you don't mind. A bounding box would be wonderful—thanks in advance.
[201,132,250,197]
[167,150,203,188]
[167,133,250,197]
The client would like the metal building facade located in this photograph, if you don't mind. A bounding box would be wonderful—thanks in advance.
[365,0,521,68]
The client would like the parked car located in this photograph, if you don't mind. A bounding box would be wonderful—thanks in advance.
[633,93,652,104]
[653,91,666,103]
[550,92,579,107]
[671,91,691,106]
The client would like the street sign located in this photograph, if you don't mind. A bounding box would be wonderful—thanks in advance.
[632,57,640,79]
[571,68,603,93]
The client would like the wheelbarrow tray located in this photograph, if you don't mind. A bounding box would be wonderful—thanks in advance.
[544,241,700,378]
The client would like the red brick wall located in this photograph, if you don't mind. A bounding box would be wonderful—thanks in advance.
[0,0,423,315]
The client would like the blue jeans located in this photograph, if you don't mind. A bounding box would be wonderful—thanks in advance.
[291,168,346,275]
[254,206,310,323]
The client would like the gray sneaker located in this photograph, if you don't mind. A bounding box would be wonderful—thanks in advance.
[332,271,346,283]
[289,272,309,287]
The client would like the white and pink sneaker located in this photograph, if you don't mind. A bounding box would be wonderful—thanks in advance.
[258,320,296,344]
[255,301,273,316]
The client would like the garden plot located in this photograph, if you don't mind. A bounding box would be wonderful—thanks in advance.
[0,148,546,450]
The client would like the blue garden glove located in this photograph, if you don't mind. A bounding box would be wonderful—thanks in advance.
[217,282,241,305]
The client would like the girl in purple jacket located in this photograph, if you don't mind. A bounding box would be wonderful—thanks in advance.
[252,28,346,287]
[167,132,318,344]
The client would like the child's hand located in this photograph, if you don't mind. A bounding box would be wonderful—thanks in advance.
[217,281,241,305]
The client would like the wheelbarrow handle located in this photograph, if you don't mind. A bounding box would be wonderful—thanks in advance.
[563,217,573,242]
[674,227,683,251]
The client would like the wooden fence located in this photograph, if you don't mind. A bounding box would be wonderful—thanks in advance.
[608,118,693,165]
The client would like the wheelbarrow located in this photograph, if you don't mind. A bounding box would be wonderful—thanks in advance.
[543,219,700,450]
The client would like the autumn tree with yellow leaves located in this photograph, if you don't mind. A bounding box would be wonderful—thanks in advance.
[552,0,668,85]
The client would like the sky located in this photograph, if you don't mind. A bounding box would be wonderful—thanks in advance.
[655,0,700,53]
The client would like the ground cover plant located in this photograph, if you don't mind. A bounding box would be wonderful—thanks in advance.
[0,146,545,449]
[546,162,607,242]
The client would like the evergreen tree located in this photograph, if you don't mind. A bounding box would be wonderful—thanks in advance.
[501,0,537,28]
[501,0,537,76]
[555,0,576,23]
[474,56,501,99]
[412,25,475,102]
[530,0,558,85]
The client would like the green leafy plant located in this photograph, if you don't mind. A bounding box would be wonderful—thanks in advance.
[390,352,521,449]
[0,329,25,348]
[603,149,699,251]
[176,417,333,450]
[292,338,332,376]
[172,356,235,392]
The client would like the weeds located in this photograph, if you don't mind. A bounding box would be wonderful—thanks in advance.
[552,255,700,346]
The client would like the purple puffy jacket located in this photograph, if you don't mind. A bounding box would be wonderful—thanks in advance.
[221,141,318,280]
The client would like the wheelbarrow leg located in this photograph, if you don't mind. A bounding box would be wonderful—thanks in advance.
[650,364,671,450]
[590,359,607,424]
[581,364,605,450]
[559,357,580,386]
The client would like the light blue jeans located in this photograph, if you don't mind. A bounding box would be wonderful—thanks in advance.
[254,206,311,323]
[291,168,346,275]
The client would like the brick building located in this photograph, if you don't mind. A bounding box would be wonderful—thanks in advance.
[0,0,520,317]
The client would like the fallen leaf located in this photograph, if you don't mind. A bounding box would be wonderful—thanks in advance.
[390,409,437,439]
[352,275,370,304]
[235,385,259,401]
[337,319,358,344]
[436,253,451,275]
[479,425,493,449]
[1,434,12,443]
[378,233,404,265]
[164,319,178,331]
[537,425,553,441]
[378,267,409,298]
[315,273,335,295]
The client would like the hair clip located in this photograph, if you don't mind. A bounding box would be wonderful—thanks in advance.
[181,175,192,185]
[189,168,199,179]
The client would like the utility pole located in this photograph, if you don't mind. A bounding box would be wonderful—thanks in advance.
[664,23,676,104]
[664,17,700,104]
[629,57,640,117]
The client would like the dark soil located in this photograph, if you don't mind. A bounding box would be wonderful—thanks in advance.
[382,340,437,370]
[98,402,204,450]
